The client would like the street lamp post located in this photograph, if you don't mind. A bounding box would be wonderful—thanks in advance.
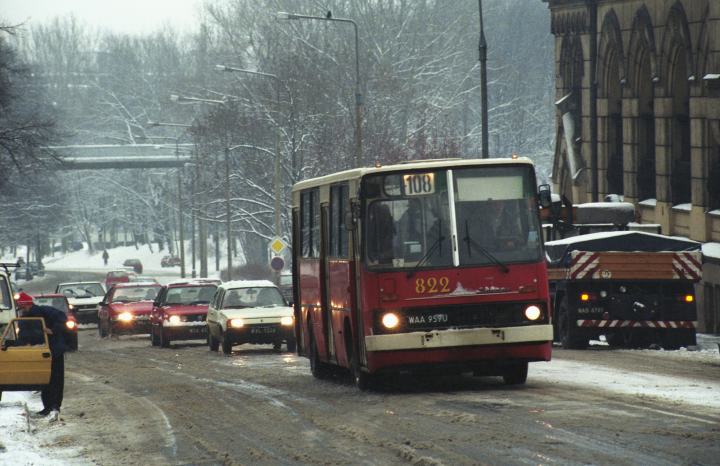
[216,64,283,247]
[146,120,193,278]
[277,11,363,168]
[478,0,489,159]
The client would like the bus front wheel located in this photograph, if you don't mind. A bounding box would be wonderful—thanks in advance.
[309,331,331,379]
[502,362,528,385]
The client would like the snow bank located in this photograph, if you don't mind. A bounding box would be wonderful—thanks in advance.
[703,242,720,260]
[0,392,78,465]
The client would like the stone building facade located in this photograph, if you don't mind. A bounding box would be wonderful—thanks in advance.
[543,0,720,332]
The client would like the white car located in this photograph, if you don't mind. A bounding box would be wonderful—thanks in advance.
[207,280,296,355]
[56,281,106,324]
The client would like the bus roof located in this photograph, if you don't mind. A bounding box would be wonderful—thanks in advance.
[291,157,535,192]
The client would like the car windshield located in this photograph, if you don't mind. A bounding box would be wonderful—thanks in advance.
[165,286,217,305]
[112,286,159,303]
[33,297,69,313]
[58,283,105,298]
[363,165,542,270]
[0,278,11,310]
[222,287,285,308]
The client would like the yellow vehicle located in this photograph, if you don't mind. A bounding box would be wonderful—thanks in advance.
[0,317,52,401]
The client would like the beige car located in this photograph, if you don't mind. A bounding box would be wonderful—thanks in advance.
[0,318,52,401]
[206,280,296,355]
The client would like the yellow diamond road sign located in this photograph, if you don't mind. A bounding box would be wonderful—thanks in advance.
[270,237,286,255]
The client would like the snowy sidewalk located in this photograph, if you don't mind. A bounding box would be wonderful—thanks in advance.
[0,392,83,465]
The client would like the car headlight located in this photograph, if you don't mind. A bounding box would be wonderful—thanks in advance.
[381,312,400,329]
[66,320,77,330]
[280,316,294,326]
[229,318,244,328]
[68,304,75,310]
[118,312,133,322]
[524,305,542,321]
[168,315,181,325]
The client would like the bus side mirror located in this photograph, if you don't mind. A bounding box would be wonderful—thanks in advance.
[538,184,552,209]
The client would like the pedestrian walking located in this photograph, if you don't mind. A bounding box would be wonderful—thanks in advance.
[15,292,67,421]
[102,249,109,266]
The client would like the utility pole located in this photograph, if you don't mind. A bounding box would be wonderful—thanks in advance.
[479,0,490,159]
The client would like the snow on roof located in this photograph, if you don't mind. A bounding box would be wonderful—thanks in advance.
[165,279,220,287]
[546,230,701,247]
[57,281,104,286]
[220,279,276,290]
[703,242,720,260]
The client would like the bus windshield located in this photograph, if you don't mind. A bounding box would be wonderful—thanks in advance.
[363,165,542,270]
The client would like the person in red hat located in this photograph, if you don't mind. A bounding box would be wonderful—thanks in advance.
[16,291,67,421]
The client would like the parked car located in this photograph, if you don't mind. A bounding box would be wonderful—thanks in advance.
[206,280,295,355]
[161,255,182,267]
[150,280,218,347]
[56,281,106,325]
[32,293,78,351]
[104,270,137,289]
[98,282,161,337]
[123,259,143,274]
[0,318,51,401]
[28,261,45,277]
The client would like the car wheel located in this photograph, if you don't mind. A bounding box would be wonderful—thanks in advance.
[160,326,170,348]
[208,329,219,352]
[286,338,297,353]
[273,341,282,352]
[502,362,528,385]
[221,332,233,355]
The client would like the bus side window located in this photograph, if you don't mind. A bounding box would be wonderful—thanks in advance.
[330,184,349,258]
[301,189,320,258]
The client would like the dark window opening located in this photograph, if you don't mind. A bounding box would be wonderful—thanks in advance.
[329,184,349,258]
[670,49,691,205]
[637,112,656,200]
[709,133,720,211]
[300,189,320,258]
[607,112,624,195]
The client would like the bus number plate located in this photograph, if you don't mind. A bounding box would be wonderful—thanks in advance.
[403,173,435,196]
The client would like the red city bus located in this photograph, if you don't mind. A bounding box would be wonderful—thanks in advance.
[291,158,553,389]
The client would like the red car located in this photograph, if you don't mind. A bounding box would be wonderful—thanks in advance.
[98,283,161,337]
[104,270,137,289]
[150,281,218,347]
[31,293,78,351]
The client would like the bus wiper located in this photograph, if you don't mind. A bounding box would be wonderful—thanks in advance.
[407,219,444,278]
[463,220,509,273]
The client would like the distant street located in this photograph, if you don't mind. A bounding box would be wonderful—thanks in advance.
[20,293,719,465]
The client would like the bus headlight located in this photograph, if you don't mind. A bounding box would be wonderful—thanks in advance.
[524,305,542,321]
[683,294,694,303]
[118,312,133,322]
[229,318,244,328]
[168,315,181,325]
[280,316,294,326]
[381,312,400,329]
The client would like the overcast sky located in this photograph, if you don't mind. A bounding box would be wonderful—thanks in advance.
[1,0,201,34]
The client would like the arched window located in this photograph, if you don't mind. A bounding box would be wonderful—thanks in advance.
[709,125,720,211]
[669,49,691,205]
[606,53,623,195]
[636,51,656,200]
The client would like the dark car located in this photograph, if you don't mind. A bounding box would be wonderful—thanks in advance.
[150,281,217,347]
[31,293,78,351]
[98,283,161,337]
[123,259,143,274]
[14,267,32,281]
[28,261,45,277]
[161,255,182,267]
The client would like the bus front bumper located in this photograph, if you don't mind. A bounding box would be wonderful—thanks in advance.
[365,324,553,352]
